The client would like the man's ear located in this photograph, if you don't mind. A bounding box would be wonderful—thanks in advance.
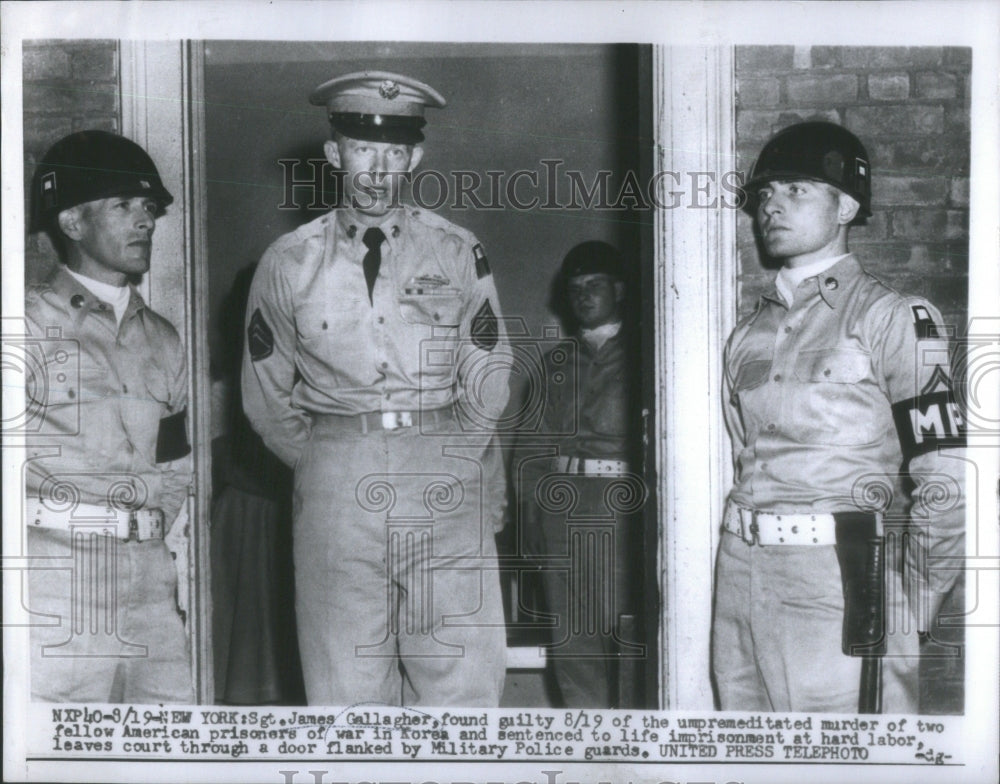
[56,206,85,241]
[407,145,424,172]
[837,192,861,225]
[613,280,626,303]
[323,139,342,169]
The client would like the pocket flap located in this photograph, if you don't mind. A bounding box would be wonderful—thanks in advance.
[794,349,869,383]
[397,291,463,326]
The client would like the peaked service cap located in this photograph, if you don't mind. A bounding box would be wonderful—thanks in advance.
[310,70,446,144]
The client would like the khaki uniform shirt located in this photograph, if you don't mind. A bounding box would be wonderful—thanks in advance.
[24,266,192,523]
[723,254,965,616]
[540,329,631,460]
[242,206,511,468]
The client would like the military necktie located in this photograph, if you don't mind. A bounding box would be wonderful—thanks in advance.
[362,227,385,304]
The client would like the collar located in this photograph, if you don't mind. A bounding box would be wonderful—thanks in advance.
[762,254,863,310]
[580,321,622,352]
[333,207,403,252]
[47,265,145,327]
[776,253,849,305]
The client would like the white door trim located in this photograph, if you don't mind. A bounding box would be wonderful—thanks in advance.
[652,45,737,709]
[120,40,213,703]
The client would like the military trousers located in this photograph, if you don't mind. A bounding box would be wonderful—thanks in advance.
[530,473,641,708]
[712,530,920,712]
[27,526,194,703]
[293,414,506,706]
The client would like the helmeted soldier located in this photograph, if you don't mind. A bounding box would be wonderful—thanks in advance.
[521,241,644,708]
[25,130,194,703]
[713,121,966,712]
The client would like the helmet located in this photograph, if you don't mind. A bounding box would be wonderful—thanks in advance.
[744,121,872,217]
[559,240,624,282]
[30,130,173,232]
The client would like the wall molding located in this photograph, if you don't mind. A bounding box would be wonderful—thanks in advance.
[652,45,737,709]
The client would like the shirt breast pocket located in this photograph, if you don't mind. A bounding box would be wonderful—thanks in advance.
[732,358,772,434]
[397,291,464,328]
[297,301,366,360]
[792,348,878,445]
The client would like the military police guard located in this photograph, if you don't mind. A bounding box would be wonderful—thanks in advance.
[522,241,643,708]
[25,130,194,703]
[242,72,510,706]
[714,121,966,712]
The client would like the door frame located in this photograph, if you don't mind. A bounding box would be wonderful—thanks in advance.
[119,40,739,709]
[120,40,213,703]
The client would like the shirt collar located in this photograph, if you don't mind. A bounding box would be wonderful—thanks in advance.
[762,254,862,310]
[579,321,622,352]
[334,207,403,251]
[776,253,850,305]
[48,265,146,327]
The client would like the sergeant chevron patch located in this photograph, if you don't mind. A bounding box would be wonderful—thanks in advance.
[471,299,498,351]
[248,308,274,361]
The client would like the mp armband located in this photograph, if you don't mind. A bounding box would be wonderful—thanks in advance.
[156,408,192,463]
[891,389,965,461]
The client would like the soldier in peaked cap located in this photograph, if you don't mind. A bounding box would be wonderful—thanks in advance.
[243,71,511,706]
[713,121,965,712]
[24,130,194,702]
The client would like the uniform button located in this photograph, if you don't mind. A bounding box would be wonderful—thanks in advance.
[381,361,388,369]
[773,374,782,382]
[67,389,76,399]
[70,294,85,308]
[784,325,792,334]
[824,277,839,290]
[767,423,776,431]
[385,392,391,399]
[377,316,384,324]
[433,313,440,321]
[123,384,128,394]
[347,225,358,239]
[322,321,328,330]
[760,462,767,471]
[823,368,831,377]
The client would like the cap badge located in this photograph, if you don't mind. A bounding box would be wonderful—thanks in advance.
[379,79,400,100]
[139,180,151,189]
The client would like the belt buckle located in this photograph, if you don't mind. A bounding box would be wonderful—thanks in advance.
[125,511,139,542]
[381,411,413,430]
[747,510,760,546]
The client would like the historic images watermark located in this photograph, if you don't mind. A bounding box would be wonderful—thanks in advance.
[276,160,748,213]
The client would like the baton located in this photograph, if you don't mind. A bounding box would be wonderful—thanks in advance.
[858,536,885,714]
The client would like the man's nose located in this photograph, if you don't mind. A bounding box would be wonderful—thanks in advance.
[761,193,783,217]
[133,204,154,230]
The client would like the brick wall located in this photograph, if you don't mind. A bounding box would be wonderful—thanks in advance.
[735,45,970,333]
[22,40,120,284]
[735,46,969,715]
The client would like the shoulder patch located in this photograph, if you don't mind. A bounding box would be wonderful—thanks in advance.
[248,308,274,361]
[473,243,491,279]
[910,304,944,340]
[471,299,498,352]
